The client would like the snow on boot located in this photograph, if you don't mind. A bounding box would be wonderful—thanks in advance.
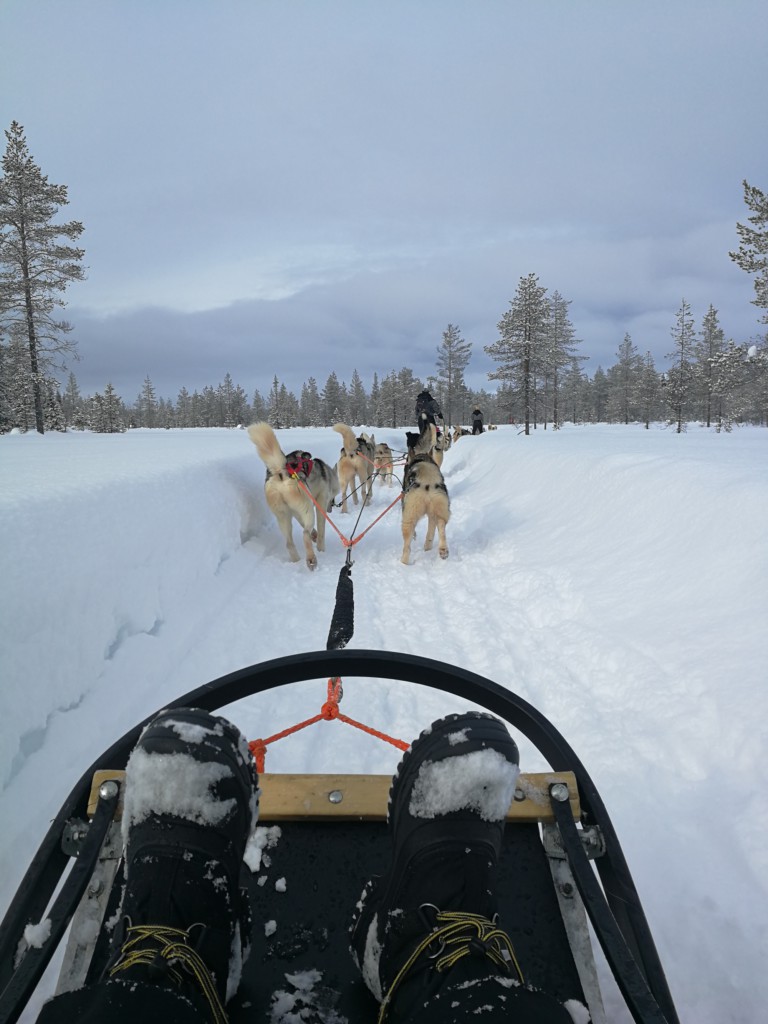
[106,707,258,1021]
[350,711,527,1022]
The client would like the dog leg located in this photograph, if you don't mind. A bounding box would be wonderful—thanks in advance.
[401,510,418,565]
[273,507,301,563]
[437,518,449,559]
[424,513,437,551]
[315,504,327,552]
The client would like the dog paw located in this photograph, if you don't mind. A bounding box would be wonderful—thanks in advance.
[306,556,318,571]
[439,548,449,559]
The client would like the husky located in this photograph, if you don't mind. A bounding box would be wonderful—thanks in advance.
[400,423,450,564]
[373,442,395,487]
[333,424,376,513]
[247,422,338,570]
[452,425,472,443]
[405,413,434,464]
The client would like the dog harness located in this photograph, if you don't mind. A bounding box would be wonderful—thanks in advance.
[285,454,314,478]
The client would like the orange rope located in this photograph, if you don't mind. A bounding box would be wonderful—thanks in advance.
[289,471,402,550]
[248,677,409,773]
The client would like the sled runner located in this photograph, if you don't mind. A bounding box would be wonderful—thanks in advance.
[0,650,679,1024]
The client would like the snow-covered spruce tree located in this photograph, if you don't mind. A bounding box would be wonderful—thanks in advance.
[436,323,472,427]
[135,375,157,428]
[730,180,768,324]
[665,299,696,433]
[692,305,725,427]
[348,369,368,425]
[592,367,609,422]
[543,291,581,429]
[321,371,347,426]
[62,371,86,428]
[300,377,321,426]
[637,351,662,429]
[89,382,126,433]
[709,341,747,431]
[486,273,549,435]
[0,122,85,433]
[606,333,643,424]
[369,372,381,426]
[251,388,268,423]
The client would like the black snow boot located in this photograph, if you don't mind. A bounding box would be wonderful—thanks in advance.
[350,711,531,1022]
[105,707,258,1023]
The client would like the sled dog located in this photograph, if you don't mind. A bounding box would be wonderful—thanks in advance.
[400,423,450,564]
[247,422,338,570]
[452,425,472,443]
[373,442,395,487]
[333,424,376,513]
[403,415,438,464]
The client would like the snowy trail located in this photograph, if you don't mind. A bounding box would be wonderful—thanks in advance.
[2,424,767,1023]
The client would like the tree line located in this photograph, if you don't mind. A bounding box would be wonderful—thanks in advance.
[2,122,767,435]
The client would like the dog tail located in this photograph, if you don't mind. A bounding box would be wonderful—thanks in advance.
[247,421,287,475]
[333,422,357,453]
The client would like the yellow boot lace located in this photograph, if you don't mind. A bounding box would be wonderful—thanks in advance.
[109,924,228,1024]
[378,910,524,1024]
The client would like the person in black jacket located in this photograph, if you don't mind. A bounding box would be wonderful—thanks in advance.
[471,408,484,434]
[415,390,444,427]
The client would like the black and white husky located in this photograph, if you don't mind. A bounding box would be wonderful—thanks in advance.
[247,422,339,570]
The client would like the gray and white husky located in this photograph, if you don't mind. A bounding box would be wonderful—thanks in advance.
[247,422,339,570]
[333,423,376,513]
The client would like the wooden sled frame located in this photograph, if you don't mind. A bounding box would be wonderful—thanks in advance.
[0,649,680,1024]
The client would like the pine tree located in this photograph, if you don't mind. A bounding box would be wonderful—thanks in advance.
[348,369,368,425]
[62,371,85,428]
[90,382,125,433]
[637,351,661,429]
[176,386,193,427]
[0,122,85,433]
[137,375,157,428]
[436,324,472,427]
[665,299,696,432]
[321,371,346,425]
[300,377,321,426]
[710,341,747,432]
[693,305,725,427]
[607,333,643,424]
[592,367,609,422]
[485,273,549,435]
[251,388,267,422]
[729,180,768,323]
[544,292,581,429]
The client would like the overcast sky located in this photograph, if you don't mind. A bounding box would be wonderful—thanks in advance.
[2,0,766,402]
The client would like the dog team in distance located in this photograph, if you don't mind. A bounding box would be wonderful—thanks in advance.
[247,414,454,569]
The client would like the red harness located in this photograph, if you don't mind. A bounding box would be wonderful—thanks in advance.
[285,454,314,478]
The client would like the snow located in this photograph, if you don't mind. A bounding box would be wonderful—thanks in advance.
[121,748,237,846]
[1,422,767,1023]
[408,748,520,821]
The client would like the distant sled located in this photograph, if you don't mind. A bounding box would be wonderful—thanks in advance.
[0,650,680,1024]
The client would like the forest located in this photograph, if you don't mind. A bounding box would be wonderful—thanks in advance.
[2,121,767,435]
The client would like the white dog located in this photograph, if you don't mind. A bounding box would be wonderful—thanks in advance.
[400,424,450,564]
[333,424,376,513]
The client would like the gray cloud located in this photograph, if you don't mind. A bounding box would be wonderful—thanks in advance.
[3,0,766,402]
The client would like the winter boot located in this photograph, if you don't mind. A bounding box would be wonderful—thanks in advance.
[350,711,528,1022]
[105,707,258,1022]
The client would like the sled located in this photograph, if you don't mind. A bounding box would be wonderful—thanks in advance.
[0,649,680,1024]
